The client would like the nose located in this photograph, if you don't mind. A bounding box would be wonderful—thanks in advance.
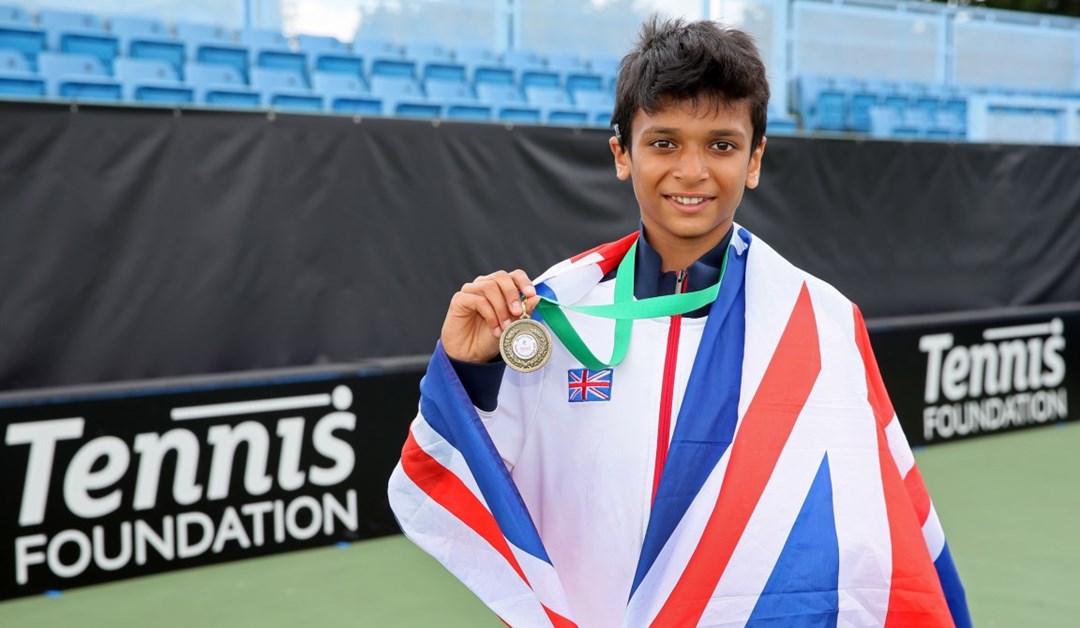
[674,148,707,181]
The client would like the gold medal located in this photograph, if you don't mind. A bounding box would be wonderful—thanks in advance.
[500,300,552,373]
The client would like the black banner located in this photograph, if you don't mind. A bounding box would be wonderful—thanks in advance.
[0,361,425,600]
[1,300,1075,599]
[2,101,1079,392]
[869,303,1078,447]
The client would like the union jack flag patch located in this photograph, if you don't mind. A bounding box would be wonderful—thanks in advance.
[567,368,613,402]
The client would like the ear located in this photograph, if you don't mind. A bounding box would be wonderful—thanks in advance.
[745,136,766,189]
[609,136,631,181]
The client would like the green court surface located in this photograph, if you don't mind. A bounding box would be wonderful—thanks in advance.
[2,423,1077,627]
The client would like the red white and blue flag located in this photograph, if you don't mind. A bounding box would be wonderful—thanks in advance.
[388,227,970,627]
[567,368,613,402]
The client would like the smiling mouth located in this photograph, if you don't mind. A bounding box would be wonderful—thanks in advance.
[665,194,713,207]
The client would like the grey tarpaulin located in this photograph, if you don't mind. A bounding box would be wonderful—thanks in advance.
[1,101,1078,390]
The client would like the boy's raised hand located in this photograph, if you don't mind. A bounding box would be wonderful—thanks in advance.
[441,269,541,363]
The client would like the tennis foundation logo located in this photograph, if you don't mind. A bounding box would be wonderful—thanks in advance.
[4,385,360,590]
[919,318,1068,442]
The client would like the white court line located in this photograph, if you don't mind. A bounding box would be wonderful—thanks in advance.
[983,321,1053,341]
[171,393,331,421]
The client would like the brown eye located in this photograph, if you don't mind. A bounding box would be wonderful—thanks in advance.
[651,139,675,149]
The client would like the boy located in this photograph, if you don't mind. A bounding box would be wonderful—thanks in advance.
[390,17,969,627]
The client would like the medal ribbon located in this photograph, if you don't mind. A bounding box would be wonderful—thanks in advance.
[534,240,731,370]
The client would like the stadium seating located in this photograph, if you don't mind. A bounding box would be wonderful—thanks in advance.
[476,83,524,108]
[39,9,118,73]
[114,57,193,104]
[0,4,29,24]
[352,37,401,76]
[0,47,43,97]
[0,19,44,70]
[370,74,428,115]
[243,28,307,86]
[503,48,546,76]
[497,105,543,124]
[250,66,322,111]
[38,51,121,101]
[312,71,379,114]
[445,103,492,121]
[175,22,248,81]
[111,16,184,77]
[184,62,259,108]
[12,2,1080,137]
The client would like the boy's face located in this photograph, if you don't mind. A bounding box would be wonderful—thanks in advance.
[610,98,765,263]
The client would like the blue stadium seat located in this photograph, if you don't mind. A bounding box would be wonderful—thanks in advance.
[0,48,43,98]
[370,74,428,115]
[521,70,560,90]
[311,53,364,78]
[545,52,586,76]
[0,22,44,70]
[422,63,473,102]
[39,9,118,73]
[934,108,966,139]
[454,45,498,70]
[812,87,851,131]
[473,65,514,87]
[114,57,193,104]
[526,85,583,124]
[352,37,400,58]
[546,109,589,126]
[497,105,542,124]
[239,28,287,50]
[849,90,880,133]
[312,71,378,114]
[502,48,545,75]
[38,52,121,101]
[241,28,307,85]
[423,61,467,83]
[591,108,613,128]
[572,89,613,110]
[250,67,323,111]
[943,96,967,121]
[297,34,358,78]
[525,85,572,108]
[185,62,259,108]
[588,55,620,77]
[445,103,492,121]
[476,83,523,107]
[567,73,607,111]
[370,74,423,100]
[767,111,799,136]
[175,22,248,81]
[0,46,26,71]
[297,34,349,55]
[405,41,453,67]
[110,16,184,77]
[0,4,31,25]
[794,75,829,123]
[566,73,603,95]
[371,58,416,79]
[425,78,475,102]
[353,37,401,76]
[331,96,382,115]
[869,105,901,139]
[395,101,441,118]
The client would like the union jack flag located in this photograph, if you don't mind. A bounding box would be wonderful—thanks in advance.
[387,227,970,627]
[567,368,612,402]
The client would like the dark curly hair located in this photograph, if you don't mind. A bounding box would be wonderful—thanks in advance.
[611,16,770,154]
